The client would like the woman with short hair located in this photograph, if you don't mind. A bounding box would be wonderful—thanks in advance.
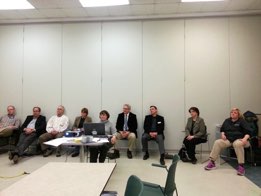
[204,108,251,176]
[183,107,207,164]
[89,110,117,163]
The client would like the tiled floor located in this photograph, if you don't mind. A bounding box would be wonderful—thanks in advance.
[0,151,260,196]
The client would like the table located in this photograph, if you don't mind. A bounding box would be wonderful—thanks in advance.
[0,162,116,196]
[44,137,109,162]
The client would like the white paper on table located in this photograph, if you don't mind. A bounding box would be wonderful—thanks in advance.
[92,138,109,143]
[44,137,73,147]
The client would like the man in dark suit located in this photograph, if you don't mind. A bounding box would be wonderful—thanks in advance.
[142,105,165,165]
[116,104,138,159]
[9,107,46,164]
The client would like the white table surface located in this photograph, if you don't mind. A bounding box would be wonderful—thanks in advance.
[0,162,116,196]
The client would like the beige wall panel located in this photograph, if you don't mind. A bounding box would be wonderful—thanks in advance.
[185,18,230,147]
[229,16,261,114]
[143,20,185,150]
[23,24,62,120]
[62,23,102,125]
[0,25,23,119]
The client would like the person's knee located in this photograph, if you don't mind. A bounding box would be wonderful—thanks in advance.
[128,133,136,140]
[38,135,44,143]
[183,138,189,145]
[233,140,244,148]
[213,139,223,146]
[142,134,148,141]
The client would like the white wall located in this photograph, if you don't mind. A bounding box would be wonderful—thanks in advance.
[143,20,185,150]
[23,24,62,120]
[0,25,23,117]
[62,23,102,124]
[185,18,230,145]
[229,16,261,113]
[0,15,261,151]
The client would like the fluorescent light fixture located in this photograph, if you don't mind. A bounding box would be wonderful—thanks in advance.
[182,0,224,2]
[0,0,34,10]
[79,0,129,7]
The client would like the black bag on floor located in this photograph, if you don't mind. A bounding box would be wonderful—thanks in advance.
[178,146,189,162]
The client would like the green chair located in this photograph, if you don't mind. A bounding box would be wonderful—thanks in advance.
[142,154,180,196]
[125,175,144,196]
[101,175,144,196]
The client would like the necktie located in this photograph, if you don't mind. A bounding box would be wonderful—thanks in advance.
[124,114,128,131]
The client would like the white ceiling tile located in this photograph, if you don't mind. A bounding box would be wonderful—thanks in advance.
[0,10,24,19]
[177,2,203,13]
[201,2,229,12]
[39,9,66,18]
[62,8,88,17]
[55,0,83,8]
[85,7,109,17]
[28,0,59,9]
[108,6,132,16]
[130,4,154,15]
[130,0,154,5]
[0,0,261,23]
[17,9,45,19]
[226,0,257,11]
[155,0,180,3]
[246,0,261,10]
[154,3,179,14]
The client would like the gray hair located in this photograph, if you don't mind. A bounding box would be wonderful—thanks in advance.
[123,104,131,110]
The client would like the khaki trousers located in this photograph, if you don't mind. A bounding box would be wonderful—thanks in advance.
[210,139,250,164]
[116,132,136,151]
[0,128,14,137]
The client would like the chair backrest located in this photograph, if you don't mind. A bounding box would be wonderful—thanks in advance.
[164,154,180,196]
[124,175,144,196]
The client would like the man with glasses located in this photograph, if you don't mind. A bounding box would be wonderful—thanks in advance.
[39,105,69,157]
[9,107,46,164]
[0,105,20,137]
[115,104,138,159]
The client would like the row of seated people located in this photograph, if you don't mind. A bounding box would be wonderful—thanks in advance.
[0,105,252,175]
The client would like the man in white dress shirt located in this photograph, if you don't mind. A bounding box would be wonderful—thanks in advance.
[39,105,69,157]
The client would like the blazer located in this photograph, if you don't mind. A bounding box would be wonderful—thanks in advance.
[72,116,92,129]
[21,115,46,137]
[185,116,206,139]
[116,112,138,137]
[143,115,164,136]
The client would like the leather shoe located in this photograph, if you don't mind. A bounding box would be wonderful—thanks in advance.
[43,149,53,157]
[143,153,149,160]
[191,158,197,164]
[71,152,79,157]
[56,151,61,157]
[107,149,120,159]
[9,151,15,160]
[160,157,165,165]
[127,150,132,159]
[13,154,19,164]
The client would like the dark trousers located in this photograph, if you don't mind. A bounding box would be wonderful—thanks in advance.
[89,143,113,163]
[73,146,80,154]
[142,133,165,155]
[183,137,206,160]
[14,132,37,156]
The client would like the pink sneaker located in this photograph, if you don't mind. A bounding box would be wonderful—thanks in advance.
[204,161,216,170]
[237,165,245,176]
